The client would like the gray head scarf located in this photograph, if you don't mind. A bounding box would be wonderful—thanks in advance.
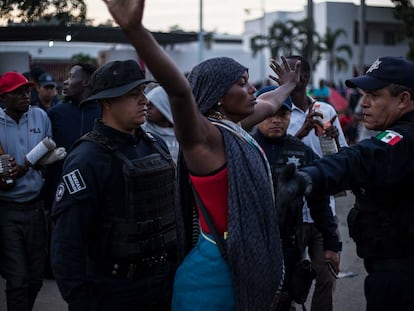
[188,57,247,114]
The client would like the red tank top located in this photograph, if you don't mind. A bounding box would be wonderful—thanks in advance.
[189,167,228,235]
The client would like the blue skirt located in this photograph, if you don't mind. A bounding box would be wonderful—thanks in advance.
[172,233,236,310]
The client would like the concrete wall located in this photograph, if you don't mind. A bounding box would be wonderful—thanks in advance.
[0,52,30,75]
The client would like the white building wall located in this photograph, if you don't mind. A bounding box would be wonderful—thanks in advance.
[0,52,30,74]
[244,2,409,89]
[315,2,408,88]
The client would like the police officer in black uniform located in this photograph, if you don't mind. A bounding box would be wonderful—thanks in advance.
[278,57,414,311]
[50,60,177,311]
[253,95,341,310]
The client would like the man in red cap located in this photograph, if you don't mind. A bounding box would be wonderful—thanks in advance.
[0,71,52,310]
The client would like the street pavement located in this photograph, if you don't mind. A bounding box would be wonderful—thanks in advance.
[0,191,366,310]
[302,191,367,310]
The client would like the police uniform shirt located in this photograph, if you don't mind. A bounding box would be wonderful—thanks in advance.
[301,111,414,198]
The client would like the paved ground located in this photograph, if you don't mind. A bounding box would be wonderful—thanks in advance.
[302,191,367,310]
[0,191,366,310]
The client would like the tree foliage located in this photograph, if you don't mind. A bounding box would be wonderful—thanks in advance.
[251,18,321,71]
[319,28,352,83]
[391,0,414,60]
[250,18,352,84]
[0,0,87,25]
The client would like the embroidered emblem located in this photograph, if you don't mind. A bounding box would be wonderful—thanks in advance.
[287,155,301,167]
[63,169,87,194]
[376,130,403,146]
[55,183,65,202]
[366,59,382,73]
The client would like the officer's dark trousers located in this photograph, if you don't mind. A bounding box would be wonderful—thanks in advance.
[69,262,175,311]
[0,200,47,311]
[365,270,414,311]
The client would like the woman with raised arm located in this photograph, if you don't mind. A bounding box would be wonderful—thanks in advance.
[103,1,300,310]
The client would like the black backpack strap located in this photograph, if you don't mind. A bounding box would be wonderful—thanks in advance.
[141,130,174,165]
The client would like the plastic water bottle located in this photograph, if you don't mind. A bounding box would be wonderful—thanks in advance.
[25,137,56,166]
[313,103,338,155]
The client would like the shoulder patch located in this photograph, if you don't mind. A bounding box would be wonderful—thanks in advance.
[375,130,403,146]
[55,183,65,202]
[63,169,87,194]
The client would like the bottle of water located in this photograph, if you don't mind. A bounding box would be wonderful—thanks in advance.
[319,134,338,155]
[25,137,56,166]
[313,103,338,156]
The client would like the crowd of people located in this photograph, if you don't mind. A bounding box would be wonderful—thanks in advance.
[0,1,414,311]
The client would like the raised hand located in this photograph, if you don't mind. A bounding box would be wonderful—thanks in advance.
[103,0,145,31]
[268,56,300,88]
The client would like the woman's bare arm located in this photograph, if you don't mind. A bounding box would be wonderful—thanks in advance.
[102,0,225,173]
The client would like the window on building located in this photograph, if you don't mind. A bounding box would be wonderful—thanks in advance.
[354,21,368,44]
[383,31,396,45]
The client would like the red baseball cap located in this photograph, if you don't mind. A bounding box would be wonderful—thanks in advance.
[0,72,34,95]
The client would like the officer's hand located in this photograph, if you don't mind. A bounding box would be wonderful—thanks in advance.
[277,163,308,210]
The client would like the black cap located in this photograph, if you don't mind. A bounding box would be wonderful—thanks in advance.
[345,57,414,90]
[254,85,292,111]
[82,60,154,104]
[38,73,57,87]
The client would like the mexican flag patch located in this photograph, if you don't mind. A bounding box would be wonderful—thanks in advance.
[376,130,403,145]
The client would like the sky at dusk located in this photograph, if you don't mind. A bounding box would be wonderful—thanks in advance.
[86,0,393,35]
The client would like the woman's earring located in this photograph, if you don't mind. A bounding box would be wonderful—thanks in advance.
[217,102,221,106]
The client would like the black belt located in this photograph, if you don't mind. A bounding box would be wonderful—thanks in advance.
[0,197,43,210]
[113,212,176,235]
[89,251,169,279]
[365,258,414,273]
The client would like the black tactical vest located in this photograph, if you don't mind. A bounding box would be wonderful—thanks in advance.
[271,136,311,244]
[80,131,177,262]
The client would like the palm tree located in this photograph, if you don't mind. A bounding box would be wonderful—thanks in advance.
[251,18,322,71]
[319,27,353,83]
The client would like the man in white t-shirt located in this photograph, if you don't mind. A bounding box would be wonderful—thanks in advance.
[285,55,348,311]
